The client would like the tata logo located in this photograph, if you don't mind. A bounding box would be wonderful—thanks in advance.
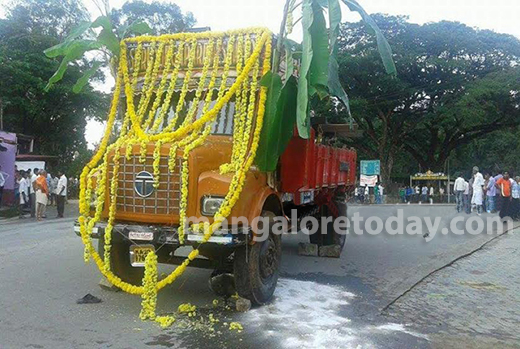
[134,171,155,198]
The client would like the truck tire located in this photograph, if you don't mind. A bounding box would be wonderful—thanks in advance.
[98,240,145,286]
[309,204,347,250]
[234,211,281,305]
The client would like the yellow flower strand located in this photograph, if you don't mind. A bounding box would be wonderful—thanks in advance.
[163,38,198,132]
[177,35,236,242]
[135,42,157,123]
[77,28,272,304]
[142,42,176,131]
[167,37,223,173]
[150,41,185,133]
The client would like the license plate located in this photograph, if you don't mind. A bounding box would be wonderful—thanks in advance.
[129,244,155,267]
[128,231,154,241]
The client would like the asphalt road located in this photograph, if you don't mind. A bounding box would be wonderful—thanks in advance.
[1,203,517,348]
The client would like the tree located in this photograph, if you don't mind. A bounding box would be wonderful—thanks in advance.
[5,0,89,39]
[44,0,196,93]
[335,15,520,179]
[110,0,195,36]
[0,0,109,171]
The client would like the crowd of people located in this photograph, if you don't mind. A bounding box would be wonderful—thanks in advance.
[398,185,445,204]
[15,168,68,220]
[355,183,385,204]
[454,167,520,219]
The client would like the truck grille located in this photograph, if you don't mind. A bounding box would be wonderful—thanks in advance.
[110,154,182,216]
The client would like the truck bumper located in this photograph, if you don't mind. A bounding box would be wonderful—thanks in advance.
[73,221,247,246]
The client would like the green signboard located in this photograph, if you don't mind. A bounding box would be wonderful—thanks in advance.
[360,160,380,175]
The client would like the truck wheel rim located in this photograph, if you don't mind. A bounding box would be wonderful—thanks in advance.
[259,236,277,280]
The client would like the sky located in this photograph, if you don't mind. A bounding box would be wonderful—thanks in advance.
[1,0,520,147]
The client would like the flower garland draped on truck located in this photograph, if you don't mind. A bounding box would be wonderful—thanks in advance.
[77,27,272,324]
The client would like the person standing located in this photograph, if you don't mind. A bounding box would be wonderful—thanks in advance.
[454,174,466,212]
[374,184,380,204]
[485,173,496,213]
[471,166,485,215]
[494,171,504,212]
[439,187,445,202]
[51,174,59,206]
[56,171,67,218]
[35,170,49,221]
[421,185,428,203]
[496,172,512,219]
[364,185,369,204]
[46,172,53,206]
[406,186,413,203]
[30,168,38,218]
[511,176,520,220]
[18,171,29,218]
[378,183,385,204]
[399,187,405,203]
[429,186,434,204]
[0,165,7,208]
[463,179,471,214]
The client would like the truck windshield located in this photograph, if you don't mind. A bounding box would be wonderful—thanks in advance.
[150,96,238,136]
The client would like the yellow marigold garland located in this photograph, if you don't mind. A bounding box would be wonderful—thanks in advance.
[78,28,272,324]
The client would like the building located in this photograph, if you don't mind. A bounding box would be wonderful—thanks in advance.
[0,131,18,206]
[0,131,56,206]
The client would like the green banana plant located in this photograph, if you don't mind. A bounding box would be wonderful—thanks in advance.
[255,0,396,171]
[44,15,151,93]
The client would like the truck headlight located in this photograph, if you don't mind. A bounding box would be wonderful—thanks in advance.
[201,196,225,216]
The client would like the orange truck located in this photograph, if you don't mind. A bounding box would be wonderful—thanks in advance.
[74,29,356,304]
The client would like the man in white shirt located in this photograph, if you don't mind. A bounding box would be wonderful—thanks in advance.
[454,174,466,212]
[18,171,29,218]
[30,168,39,218]
[471,166,485,215]
[56,170,67,218]
[0,165,8,208]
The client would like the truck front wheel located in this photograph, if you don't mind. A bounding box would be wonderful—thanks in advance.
[98,240,145,286]
[234,211,282,305]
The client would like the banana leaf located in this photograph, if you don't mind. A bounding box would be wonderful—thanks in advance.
[73,61,102,93]
[308,0,330,99]
[44,40,102,91]
[256,73,298,171]
[327,0,351,117]
[341,0,397,75]
[43,21,92,58]
[296,0,314,139]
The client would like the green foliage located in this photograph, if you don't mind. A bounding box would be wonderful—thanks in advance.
[257,0,395,171]
[256,74,298,171]
[110,0,196,36]
[296,0,315,139]
[44,0,195,93]
[308,0,329,98]
[327,0,351,117]
[293,0,394,139]
[333,14,520,178]
[43,14,151,92]
[0,0,109,174]
[340,0,396,76]
[73,61,103,93]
